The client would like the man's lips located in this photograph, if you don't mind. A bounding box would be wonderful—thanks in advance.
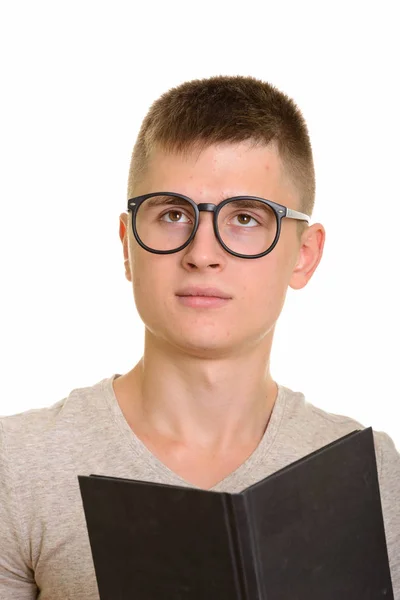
[176,295,231,308]
[176,286,232,299]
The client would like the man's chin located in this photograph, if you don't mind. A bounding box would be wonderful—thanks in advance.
[168,332,242,359]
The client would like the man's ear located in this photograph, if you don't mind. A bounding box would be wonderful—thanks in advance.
[119,213,132,282]
[289,223,326,290]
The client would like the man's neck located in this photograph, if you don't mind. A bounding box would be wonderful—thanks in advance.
[114,338,278,453]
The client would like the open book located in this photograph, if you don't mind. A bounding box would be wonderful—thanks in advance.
[78,427,394,599]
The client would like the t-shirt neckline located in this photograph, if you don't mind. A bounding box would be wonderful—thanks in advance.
[101,373,287,492]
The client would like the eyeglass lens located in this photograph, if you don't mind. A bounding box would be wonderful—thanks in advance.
[135,195,277,255]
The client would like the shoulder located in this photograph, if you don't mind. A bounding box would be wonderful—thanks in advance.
[278,383,399,468]
[0,375,114,468]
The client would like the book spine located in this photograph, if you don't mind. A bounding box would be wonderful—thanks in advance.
[242,494,264,599]
[222,493,260,600]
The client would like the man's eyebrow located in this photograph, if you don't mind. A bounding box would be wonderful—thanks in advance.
[227,198,268,207]
[227,199,274,214]
[145,196,190,207]
[144,195,273,212]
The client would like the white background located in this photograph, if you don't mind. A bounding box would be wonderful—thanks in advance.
[0,1,399,448]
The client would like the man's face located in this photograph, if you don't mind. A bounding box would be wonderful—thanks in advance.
[120,140,316,358]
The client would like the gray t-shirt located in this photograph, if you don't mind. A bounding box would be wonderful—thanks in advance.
[1,374,399,599]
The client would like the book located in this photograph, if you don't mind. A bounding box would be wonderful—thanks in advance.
[78,427,394,599]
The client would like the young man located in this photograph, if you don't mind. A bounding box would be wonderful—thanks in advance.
[1,75,399,599]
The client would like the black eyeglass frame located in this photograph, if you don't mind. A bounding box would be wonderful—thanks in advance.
[126,192,311,259]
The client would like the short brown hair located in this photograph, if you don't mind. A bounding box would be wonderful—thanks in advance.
[128,75,315,235]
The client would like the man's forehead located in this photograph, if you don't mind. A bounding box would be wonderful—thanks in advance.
[143,141,284,188]
[148,139,282,165]
[138,140,297,206]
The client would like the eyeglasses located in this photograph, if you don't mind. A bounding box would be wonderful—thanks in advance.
[126,192,310,259]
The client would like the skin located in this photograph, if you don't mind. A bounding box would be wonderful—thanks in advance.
[117,140,325,489]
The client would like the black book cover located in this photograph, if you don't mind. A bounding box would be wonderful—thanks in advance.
[78,427,394,599]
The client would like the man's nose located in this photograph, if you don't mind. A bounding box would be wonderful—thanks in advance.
[191,208,221,245]
[181,210,226,267]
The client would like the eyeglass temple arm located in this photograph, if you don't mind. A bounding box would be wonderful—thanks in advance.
[286,208,310,224]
